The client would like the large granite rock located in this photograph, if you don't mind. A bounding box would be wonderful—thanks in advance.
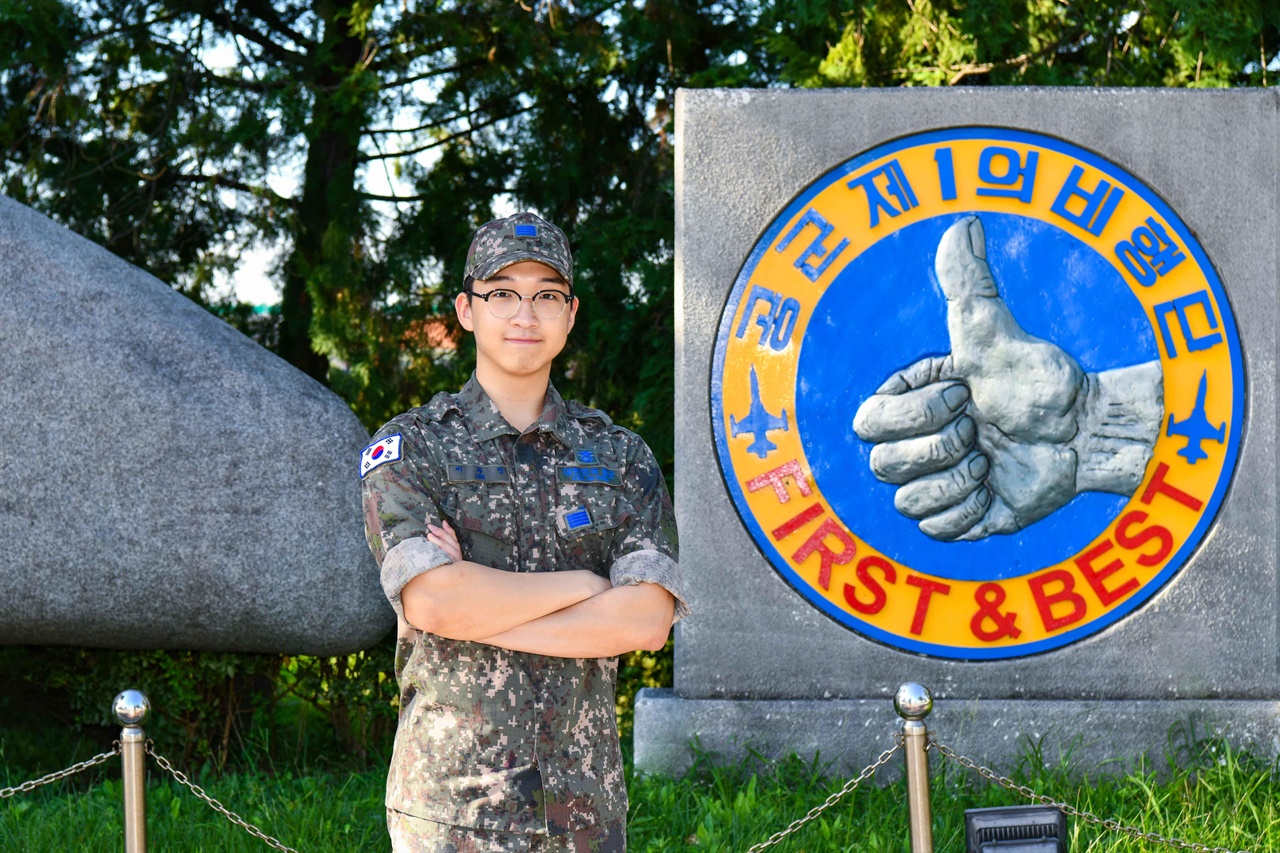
[0,195,391,654]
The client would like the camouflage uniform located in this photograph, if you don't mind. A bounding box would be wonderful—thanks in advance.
[361,375,686,850]
[387,810,626,853]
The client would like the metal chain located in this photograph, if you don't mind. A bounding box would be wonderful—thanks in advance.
[929,737,1252,853]
[745,736,903,853]
[146,742,300,853]
[0,742,121,798]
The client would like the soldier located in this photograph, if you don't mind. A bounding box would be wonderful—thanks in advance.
[360,212,687,853]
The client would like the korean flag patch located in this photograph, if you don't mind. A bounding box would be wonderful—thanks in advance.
[360,434,403,479]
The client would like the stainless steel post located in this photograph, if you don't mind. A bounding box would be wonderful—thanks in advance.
[114,690,151,853]
[894,683,934,853]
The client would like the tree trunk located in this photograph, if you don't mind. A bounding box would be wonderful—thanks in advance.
[279,0,370,383]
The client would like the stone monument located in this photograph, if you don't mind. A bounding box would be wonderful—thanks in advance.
[637,88,1279,776]
[0,195,390,654]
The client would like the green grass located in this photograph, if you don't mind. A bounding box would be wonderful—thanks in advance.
[4,740,1278,851]
[2,768,386,852]
[626,740,1280,852]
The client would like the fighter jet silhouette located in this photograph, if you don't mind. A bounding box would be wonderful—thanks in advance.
[731,365,790,459]
[1166,371,1225,465]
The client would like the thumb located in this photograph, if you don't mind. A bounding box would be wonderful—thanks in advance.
[935,216,1024,363]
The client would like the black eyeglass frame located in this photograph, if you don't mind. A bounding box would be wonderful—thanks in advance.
[465,286,576,320]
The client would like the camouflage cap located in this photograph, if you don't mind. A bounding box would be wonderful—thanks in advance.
[465,212,573,288]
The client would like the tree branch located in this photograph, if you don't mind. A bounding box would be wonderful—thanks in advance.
[235,0,314,50]
[357,190,433,202]
[357,105,534,161]
[200,68,291,93]
[73,13,182,51]
[370,37,453,72]
[364,98,511,134]
[166,172,298,209]
[359,183,510,203]
[896,34,1082,85]
[378,59,486,91]
[201,3,306,66]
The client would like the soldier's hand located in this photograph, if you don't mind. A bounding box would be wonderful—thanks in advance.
[427,521,463,562]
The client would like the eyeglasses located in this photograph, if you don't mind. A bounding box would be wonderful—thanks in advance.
[469,288,574,320]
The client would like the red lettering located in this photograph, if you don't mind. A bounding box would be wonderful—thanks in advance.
[771,504,824,540]
[746,460,813,504]
[1074,540,1139,606]
[970,583,1020,640]
[1140,462,1203,511]
[845,556,897,615]
[792,518,856,590]
[1114,510,1173,567]
[1028,570,1087,632]
[904,576,951,635]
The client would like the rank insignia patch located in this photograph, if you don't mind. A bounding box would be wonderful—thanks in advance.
[558,504,594,535]
[360,434,403,479]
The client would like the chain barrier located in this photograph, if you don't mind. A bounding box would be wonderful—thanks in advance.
[146,742,300,853]
[0,687,1260,853]
[929,737,1253,853]
[744,735,903,853]
[0,743,122,799]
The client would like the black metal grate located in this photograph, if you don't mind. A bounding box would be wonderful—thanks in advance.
[978,822,1062,842]
[966,805,1068,853]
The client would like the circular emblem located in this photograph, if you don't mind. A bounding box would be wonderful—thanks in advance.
[712,128,1242,660]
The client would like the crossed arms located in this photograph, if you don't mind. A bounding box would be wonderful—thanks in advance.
[401,522,676,658]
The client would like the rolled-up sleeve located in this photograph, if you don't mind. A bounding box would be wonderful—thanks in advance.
[361,425,454,619]
[606,440,689,622]
[610,549,689,622]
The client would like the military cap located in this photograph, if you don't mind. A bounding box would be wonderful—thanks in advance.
[465,212,573,287]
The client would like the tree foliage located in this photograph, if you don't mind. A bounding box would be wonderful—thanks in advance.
[767,0,1278,89]
[0,0,770,472]
[1,0,1274,464]
[0,0,1275,769]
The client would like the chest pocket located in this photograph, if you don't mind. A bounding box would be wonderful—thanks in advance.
[554,493,633,573]
[439,485,517,570]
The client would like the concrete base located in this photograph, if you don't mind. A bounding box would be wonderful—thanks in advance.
[634,688,1280,780]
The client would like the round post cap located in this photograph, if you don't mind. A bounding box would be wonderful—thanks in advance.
[113,690,151,727]
[893,683,933,721]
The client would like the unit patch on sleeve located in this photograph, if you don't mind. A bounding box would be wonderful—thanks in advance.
[360,434,403,479]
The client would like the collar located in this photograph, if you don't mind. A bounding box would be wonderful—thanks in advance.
[455,373,580,447]
[535,381,582,448]
[456,375,519,442]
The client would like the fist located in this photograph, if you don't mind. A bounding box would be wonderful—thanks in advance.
[853,216,1087,541]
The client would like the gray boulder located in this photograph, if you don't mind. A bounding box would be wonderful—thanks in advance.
[0,195,392,653]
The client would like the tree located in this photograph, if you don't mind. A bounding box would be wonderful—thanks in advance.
[0,0,771,762]
[763,0,1279,88]
[0,0,770,473]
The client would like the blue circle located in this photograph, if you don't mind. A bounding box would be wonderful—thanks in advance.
[796,212,1159,580]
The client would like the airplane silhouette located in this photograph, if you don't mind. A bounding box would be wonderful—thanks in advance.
[1166,371,1225,465]
[731,366,790,459]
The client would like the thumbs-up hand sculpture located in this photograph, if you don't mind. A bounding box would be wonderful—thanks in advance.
[853,216,1164,541]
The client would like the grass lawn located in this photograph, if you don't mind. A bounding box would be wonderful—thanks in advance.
[3,737,1277,852]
